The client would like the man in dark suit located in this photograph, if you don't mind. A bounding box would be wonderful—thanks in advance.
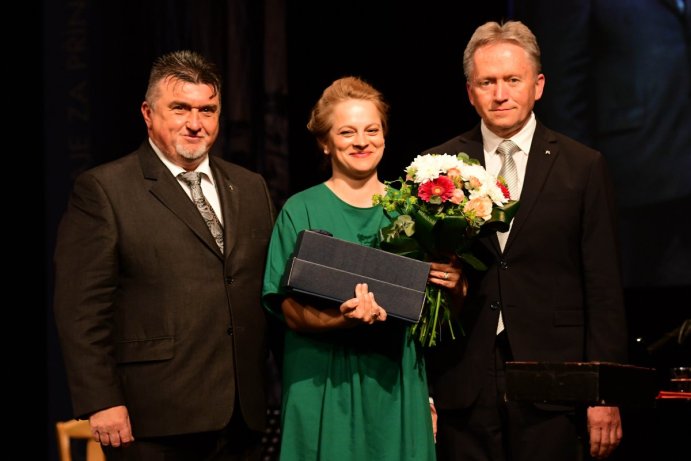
[424,21,628,461]
[53,50,276,460]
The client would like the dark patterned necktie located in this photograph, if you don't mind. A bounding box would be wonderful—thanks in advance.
[178,171,224,253]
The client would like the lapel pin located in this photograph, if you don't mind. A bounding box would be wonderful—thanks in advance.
[228,184,234,191]
[545,150,551,155]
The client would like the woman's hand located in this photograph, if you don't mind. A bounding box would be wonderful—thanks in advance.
[281,283,387,332]
[340,283,388,324]
[428,256,467,297]
[430,399,438,443]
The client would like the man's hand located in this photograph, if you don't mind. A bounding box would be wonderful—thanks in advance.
[89,405,134,447]
[587,406,622,459]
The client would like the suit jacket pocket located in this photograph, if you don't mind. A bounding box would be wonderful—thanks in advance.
[553,309,584,327]
[116,336,174,363]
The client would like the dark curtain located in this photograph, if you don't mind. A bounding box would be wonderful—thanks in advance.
[46,1,689,460]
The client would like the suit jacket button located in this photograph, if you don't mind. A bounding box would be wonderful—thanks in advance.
[227,327,233,336]
[490,301,501,310]
[500,260,508,270]
[225,276,234,284]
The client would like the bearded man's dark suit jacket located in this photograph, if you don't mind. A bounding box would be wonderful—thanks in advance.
[54,142,276,437]
[424,121,628,410]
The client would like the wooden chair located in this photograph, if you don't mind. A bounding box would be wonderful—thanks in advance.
[55,419,106,461]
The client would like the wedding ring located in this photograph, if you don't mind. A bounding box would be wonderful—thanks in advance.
[443,272,449,280]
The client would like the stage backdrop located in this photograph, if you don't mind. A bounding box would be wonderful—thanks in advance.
[45,1,689,460]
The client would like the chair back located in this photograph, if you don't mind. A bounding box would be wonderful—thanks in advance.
[55,419,105,461]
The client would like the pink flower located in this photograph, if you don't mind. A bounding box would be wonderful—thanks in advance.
[467,176,482,190]
[447,168,464,188]
[464,196,493,221]
[449,188,466,205]
[418,176,455,202]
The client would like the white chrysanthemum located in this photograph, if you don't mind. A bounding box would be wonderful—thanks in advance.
[405,153,508,204]
[437,154,466,173]
[407,154,465,183]
[487,182,508,205]
[462,164,508,205]
[460,163,486,183]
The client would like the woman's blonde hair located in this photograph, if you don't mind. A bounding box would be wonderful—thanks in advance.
[307,76,389,149]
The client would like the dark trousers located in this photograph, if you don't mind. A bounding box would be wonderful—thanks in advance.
[436,332,584,461]
[103,409,262,461]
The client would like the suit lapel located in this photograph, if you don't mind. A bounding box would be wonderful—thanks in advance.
[454,124,558,254]
[504,123,558,250]
[138,145,224,259]
[458,126,486,166]
[212,160,239,258]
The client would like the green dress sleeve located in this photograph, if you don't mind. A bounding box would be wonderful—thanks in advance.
[262,199,301,320]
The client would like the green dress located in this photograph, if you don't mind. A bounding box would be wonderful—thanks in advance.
[262,183,436,461]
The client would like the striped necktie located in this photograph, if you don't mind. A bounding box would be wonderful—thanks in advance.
[495,139,520,335]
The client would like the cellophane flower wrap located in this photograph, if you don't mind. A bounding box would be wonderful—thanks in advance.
[373,153,520,347]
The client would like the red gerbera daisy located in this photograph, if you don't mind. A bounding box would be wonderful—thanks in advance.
[418,176,455,203]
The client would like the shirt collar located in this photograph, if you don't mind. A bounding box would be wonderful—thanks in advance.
[481,112,537,155]
[149,138,215,185]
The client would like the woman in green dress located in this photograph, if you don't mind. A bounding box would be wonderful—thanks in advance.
[262,76,465,461]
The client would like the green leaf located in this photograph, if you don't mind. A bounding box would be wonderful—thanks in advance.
[379,235,426,260]
[458,252,488,271]
[479,200,521,236]
[456,152,480,166]
[408,208,439,256]
[434,216,470,255]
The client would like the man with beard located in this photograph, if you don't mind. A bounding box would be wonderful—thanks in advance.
[53,50,276,460]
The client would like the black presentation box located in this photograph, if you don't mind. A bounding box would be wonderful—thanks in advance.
[283,230,431,323]
[506,361,658,407]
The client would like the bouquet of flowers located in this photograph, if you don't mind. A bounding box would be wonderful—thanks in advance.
[373,152,519,347]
